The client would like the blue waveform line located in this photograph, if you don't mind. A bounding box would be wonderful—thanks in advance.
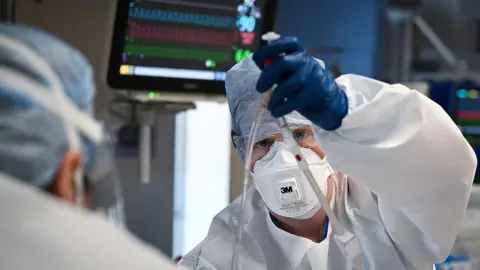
[129,8,236,28]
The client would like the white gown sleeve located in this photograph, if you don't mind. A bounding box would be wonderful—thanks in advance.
[314,74,477,264]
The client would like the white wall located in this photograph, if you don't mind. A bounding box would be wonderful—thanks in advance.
[174,102,231,256]
[16,0,116,114]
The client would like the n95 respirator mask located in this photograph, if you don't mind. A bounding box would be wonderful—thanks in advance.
[252,141,334,219]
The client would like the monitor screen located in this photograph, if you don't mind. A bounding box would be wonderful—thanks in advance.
[107,0,277,95]
[454,87,480,183]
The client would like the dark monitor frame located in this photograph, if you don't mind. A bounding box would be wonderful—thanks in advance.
[106,0,278,95]
[450,83,480,184]
[450,82,479,123]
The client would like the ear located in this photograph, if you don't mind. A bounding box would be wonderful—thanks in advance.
[49,151,81,203]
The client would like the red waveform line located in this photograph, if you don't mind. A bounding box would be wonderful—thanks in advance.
[129,24,239,46]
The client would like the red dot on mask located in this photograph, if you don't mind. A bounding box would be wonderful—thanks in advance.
[295,154,302,161]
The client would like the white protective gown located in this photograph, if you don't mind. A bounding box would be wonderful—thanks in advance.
[179,74,477,270]
[0,172,178,270]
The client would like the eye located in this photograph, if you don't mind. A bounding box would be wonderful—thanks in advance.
[255,138,274,148]
[293,129,309,140]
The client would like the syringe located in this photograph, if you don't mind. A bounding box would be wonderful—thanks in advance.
[260,32,363,268]
[260,32,346,234]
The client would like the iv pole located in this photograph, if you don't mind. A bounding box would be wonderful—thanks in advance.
[109,92,196,184]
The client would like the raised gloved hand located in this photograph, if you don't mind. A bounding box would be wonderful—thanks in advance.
[252,36,348,131]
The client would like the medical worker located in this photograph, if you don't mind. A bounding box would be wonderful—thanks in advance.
[0,24,177,270]
[179,37,477,269]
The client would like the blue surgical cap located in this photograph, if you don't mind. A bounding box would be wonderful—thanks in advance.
[0,23,94,187]
[226,55,320,159]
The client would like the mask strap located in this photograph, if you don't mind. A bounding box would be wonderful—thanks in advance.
[0,36,63,95]
[0,67,103,142]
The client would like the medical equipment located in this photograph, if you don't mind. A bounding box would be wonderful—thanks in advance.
[107,0,278,103]
[449,83,480,184]
[421,80,480,185]
[230,32,363,270]
[108,0,278,184]
[109,96,196,184]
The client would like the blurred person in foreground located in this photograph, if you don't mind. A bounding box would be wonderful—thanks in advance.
[179,37,477,269]
[0,23,178,270]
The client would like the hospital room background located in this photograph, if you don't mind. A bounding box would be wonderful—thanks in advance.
[5,0,480,268]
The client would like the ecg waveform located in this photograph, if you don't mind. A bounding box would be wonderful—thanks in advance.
[129,7,236,28]
[130,24,238,46]
[125,44,232,62]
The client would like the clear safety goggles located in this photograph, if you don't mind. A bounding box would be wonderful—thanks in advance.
[83,124,125,225]
[233,124,320,162]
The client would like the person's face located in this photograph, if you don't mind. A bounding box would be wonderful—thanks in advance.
[248,125,335,222]
[249,125,325,172]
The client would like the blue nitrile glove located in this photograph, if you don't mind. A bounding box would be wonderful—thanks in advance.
[252,36,348,131]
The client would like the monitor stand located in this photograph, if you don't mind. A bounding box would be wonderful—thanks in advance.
[114,90,227,104]
[109,91,198,184]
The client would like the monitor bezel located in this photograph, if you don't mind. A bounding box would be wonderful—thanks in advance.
[106,0,278,95]
[449,84,480,184]
[451,83,478,119]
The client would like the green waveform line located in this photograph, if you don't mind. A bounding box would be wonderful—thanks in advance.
[465,135,480,145]
[457,119,480,126]
[125,44,232,62]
